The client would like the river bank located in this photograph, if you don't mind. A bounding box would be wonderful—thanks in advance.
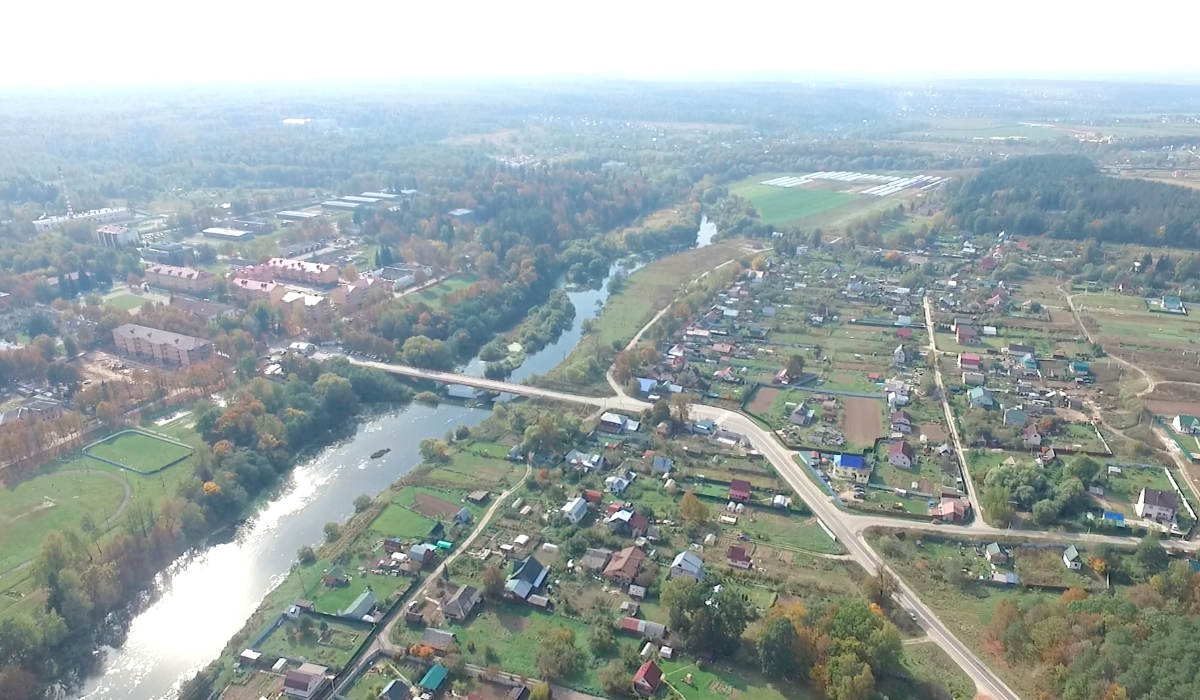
[75,221,716,700]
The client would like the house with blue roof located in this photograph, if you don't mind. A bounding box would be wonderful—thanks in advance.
[635,377,658,394]
[418,665,448,692]
[1070,361,1091,376]
[505,555,548,600]
[831,454,871,484]
[1020,353,1038,370]
[651,456,673,475]
[967,386,993,408]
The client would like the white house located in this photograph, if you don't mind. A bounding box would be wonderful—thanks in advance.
[1062,546,1082,571]
[1172,414,1200,435]
[1136,488,1179,524]
[892,345,908,366]
[669,551,705,581]
[887,441,915,468]
[889,410,912,434]
[283,663,328,699]
[1021,424,1042,447]
[561,497,588,525]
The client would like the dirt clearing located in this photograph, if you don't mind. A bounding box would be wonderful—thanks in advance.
[413,493,461,519]
[748,387,781,414]
[918,422,947,441]
[1147,400,1200,417]
[842,397,884,445]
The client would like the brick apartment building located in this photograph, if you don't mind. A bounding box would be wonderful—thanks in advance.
[144,264,216,293]
[112,324,212,367]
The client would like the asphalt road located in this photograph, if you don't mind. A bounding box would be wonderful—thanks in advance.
[691,405,1022,700]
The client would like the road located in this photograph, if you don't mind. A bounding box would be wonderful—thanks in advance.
[690,405,1023,700]
[345,357,650,414]
[921,296,985,527]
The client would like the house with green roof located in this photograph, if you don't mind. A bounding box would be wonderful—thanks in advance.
[418,665,448,691]
[967,386,993,408]
[1173,414,1200,435]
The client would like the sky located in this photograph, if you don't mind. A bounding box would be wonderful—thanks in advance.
[4,0,1199,87]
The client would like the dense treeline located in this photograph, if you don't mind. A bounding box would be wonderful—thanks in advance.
[946,155,1200,248]
[0,358,410,700]
[985,556,1200,700]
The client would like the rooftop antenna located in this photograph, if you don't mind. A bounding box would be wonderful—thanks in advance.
[58,166,74,218]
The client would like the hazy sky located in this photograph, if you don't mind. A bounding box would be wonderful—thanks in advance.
[5,0,1199,87]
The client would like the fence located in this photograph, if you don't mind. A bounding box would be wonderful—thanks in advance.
[81,428,196,475]
[1155,416,1199,463]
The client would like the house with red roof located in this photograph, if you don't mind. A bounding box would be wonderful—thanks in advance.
[887,441,915,468]
[729,479,751,502]
[958,353,981,370]
[633,661,664,695]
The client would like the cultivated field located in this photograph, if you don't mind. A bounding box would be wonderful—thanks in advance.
[843,397,884,445]
[729,182,859,225]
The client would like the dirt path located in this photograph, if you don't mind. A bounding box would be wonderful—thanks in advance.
[1061,285,1200,518]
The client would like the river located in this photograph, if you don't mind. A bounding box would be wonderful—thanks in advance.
[76,217,715,700]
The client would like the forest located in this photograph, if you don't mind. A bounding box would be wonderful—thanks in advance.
[985,556,1200,700]
[945,155,1200,248]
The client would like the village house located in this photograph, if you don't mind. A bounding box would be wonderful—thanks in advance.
[669,552,705,581]
[832,453,871,483]
[598,412,637,434]
[726,545,752,569]
[282,663,328,699]
[505,555,548,600]
[956,324,979,345]
[651,456,674,475]
[603,546,646,585]
[633,661,664,696]
[1003,407,1028,426]
[729,479,751,502]
[561,497,588,525]
[962,371,986,386]
[581,548,612,572]
[564,450,607,472]
[958,353,981,370]
[968,386,993,409]
[1136,488,1179,524]
[889,410,912,434]
[1006,344,1036,356]
[790,402,815,426]
[1062,546,1082,570]
[887,441,915,468]
[892,345,908,366]
[442,585,481,621]
[421,628,458,655]
[1022,424,1042,447]
[933,499,967,522]
[1173,414,1200,435]
[985,543,1007,564]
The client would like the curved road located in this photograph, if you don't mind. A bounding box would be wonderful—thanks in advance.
[342,295,1200,700]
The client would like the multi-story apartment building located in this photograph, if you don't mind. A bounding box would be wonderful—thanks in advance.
[112,324,212,367]
[144,264,216,293]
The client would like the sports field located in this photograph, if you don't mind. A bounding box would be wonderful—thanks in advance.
[86,430,194,472]
[0,470,129,573]
[730,182,859,225]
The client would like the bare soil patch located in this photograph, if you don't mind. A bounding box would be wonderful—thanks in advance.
[220,671,283,700]
[842,397,884,445]
[748,387,781,414]
[1146,400,1200,417]
[1146,382,1200,403]
[413,493,460,519]
[919,423,947,441]
[497,612,528,633]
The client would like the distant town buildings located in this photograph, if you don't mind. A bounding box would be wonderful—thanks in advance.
[33,207,130,233]
[95,224,140,249]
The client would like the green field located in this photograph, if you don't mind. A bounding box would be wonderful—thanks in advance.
[408,273,480,309]
[104,293,150,310]
[0,470,128,574]
[661,658,816,700]
[729,182,860,225]
[367,503,437,540]
[257,614,369,671]
[310,571,409,615]
[85,431,194,472]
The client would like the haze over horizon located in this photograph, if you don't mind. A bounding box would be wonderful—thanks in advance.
[5,0,1200,88]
